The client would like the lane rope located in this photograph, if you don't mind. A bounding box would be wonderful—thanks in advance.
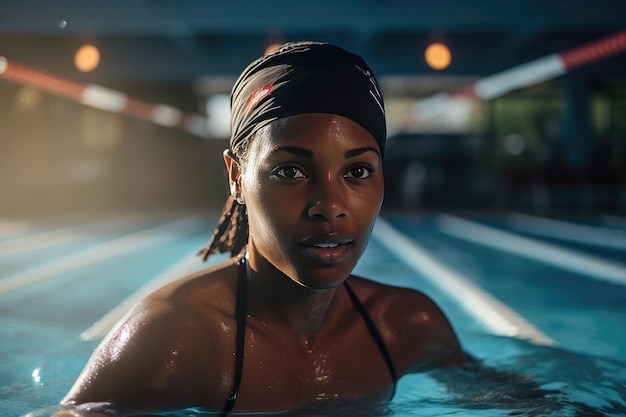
[0,56,209,138]
[1,30,625,136]
[415,29,626,114]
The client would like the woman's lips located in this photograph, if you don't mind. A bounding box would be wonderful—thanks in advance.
[299,235,352,264]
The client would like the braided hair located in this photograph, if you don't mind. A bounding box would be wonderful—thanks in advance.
[198,140,252,261]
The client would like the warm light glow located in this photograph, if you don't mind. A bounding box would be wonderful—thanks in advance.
[264,43,283,56]
[74,44,100,72]
[425,42,451,70]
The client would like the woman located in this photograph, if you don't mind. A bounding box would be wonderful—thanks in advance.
[59,41,464,416]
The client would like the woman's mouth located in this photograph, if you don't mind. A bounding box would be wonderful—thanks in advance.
[300,237,352,264]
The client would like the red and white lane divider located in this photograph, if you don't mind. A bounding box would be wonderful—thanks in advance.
[416,29,626,113]
[475,29,626,100]
[2,29,625,135]
[0,56,209,138]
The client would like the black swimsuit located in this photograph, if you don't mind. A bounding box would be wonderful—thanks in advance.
[220,256,397,416]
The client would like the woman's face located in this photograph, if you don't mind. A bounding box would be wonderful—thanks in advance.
[237,113,384,289]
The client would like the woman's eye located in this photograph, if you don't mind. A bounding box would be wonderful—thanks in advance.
[273,166,305,179]
[345,166,372,179]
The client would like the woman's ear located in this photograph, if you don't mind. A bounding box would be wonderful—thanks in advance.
[223,149,242,200]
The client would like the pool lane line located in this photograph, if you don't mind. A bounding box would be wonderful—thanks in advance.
[507,212,626,251]
[0,215,147,256]
[0,229,80,256]
[81,250,210,341]
[437,214,626,285]
[372,217,557,347]
[0,217,203,295]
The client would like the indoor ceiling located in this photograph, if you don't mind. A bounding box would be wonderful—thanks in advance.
[1,0,625,105]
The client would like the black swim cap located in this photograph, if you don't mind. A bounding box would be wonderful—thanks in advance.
[230,41,386,155]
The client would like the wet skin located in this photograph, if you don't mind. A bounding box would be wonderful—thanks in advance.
[58,114,463,415]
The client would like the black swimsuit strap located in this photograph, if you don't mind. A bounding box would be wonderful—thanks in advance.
[220,255,248,417]
[343,280,398,398]
[221,266,396,416]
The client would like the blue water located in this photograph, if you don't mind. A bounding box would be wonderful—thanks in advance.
[1,213,625,416]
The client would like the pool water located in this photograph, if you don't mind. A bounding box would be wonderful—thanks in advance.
[1,212,625,416]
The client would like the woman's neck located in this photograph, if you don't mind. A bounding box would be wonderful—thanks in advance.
[244,247,342,339]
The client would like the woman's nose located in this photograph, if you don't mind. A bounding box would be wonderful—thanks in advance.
[307,181,347,221]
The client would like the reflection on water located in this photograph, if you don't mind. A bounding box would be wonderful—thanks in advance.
[13,336,626,417]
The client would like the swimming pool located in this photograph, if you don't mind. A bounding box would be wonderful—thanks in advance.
[1,212,625,416]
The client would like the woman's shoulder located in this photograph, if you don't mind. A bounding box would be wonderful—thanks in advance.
[113,258,241,354]
[102,258,240,341]
[347,275,464,372]
[346,275,449,334]
[145,256,239,315]
[61,258,241,409]
[347,275,436,310]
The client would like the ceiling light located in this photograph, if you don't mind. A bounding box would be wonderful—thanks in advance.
[74,44,100,73]
[425,42,451,70]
